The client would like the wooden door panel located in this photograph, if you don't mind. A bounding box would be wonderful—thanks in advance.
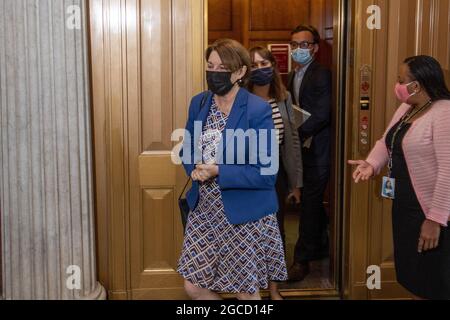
[141,0,173,151]
[139,154,176,187]
[131,0,182,297]
[142,189,176,270]
[90,0,205,300]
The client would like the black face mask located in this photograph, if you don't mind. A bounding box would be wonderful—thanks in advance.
[250,67,274,86]
[206,71,238,96]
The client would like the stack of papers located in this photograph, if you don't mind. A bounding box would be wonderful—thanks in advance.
[292,105,313,148]
[292,104,311,129]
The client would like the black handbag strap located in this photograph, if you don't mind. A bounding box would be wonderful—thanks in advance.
[179,178,192,201]
[178,91,210,200]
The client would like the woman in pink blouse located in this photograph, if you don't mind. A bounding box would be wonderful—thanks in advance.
[349,55,450,300]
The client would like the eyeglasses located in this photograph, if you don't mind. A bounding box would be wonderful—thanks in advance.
[289,41,316,50]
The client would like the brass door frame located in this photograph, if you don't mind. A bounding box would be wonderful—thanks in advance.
[204,0,353,299]
[333,0,353,300]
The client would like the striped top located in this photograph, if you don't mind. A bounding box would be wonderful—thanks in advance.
[269,99,285,145]
[366,100,450,226]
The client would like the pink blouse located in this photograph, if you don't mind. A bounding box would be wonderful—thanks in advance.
[366,100,450,226]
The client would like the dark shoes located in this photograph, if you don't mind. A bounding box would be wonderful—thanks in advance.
[288,262,310,282]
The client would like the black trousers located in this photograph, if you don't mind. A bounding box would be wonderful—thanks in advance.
[294,165,330,263]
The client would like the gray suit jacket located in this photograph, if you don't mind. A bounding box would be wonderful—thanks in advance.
[277,93,303,190]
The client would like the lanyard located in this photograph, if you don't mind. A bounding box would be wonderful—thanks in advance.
[387,100,433,177]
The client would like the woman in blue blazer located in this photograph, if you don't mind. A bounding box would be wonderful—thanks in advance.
[177,39,288,300]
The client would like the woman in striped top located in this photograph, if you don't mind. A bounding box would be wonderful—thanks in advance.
[350,55,450,300]
[248,46,304,300]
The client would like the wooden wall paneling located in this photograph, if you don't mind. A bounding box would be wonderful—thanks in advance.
[89,0,130,300]
[416,0,433,56]
[208,0,233,31]
[377,0,418,287]
[367,0,402,300]
[310,0,325,36]
[432,0,450,84]
[209,0,316,48]
[246,0,333,69]
[325,0,334,38]
[347,0,375,299]
[247,0,310,48]
[208,0,242,43]
[307,0,334,68]
[347,0,415,300]
[241,0,250,48]
[416,0,450,83]
[320,0,334,68]
[249,0,311,31]
[370,0,450,300]
[111,0,130,300]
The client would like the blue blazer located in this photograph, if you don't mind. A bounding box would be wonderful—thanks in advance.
[181,88,279,225]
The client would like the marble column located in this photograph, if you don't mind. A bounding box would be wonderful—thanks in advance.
[0,0,105,300]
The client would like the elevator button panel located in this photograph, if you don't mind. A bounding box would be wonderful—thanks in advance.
[359,65,372,155]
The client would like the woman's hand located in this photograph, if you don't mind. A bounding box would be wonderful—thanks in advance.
[191,169,203,182]
[192,164,219,183]
[287,188,301,205]
[348,160,375,183]
[418,219,441,253]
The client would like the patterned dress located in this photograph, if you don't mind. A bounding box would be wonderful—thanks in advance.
[177,100,288,294]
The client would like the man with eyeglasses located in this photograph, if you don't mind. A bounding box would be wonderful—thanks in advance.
[287,25,332,283]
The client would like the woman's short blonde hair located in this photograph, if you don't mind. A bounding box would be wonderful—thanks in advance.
[206,39,251,83]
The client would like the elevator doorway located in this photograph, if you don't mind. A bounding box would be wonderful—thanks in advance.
[206,0,347,298]
[89,0,349,300]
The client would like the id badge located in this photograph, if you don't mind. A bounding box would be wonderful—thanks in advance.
[381,176,396,200]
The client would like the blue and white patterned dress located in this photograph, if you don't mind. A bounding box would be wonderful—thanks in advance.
[177,100,288,294]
